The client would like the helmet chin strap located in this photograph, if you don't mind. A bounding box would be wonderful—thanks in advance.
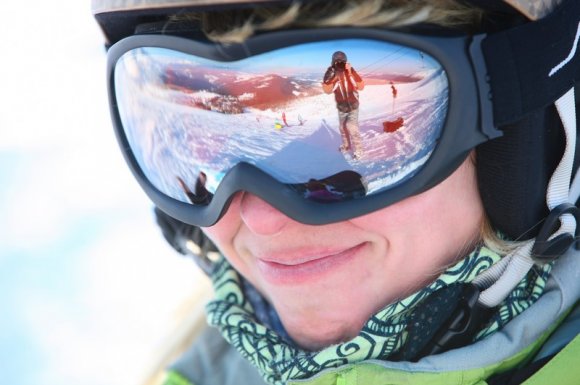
[502,0,563,20]
[569,161,580,204]
[474,87,578,308]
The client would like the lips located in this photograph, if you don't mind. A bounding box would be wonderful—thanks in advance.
[255,242,367,285]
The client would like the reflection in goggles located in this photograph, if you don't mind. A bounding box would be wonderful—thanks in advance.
[114,39,448,205]
[177,172,211,205]
[289,170,367,202]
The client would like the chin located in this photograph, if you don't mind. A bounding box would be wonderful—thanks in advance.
[291,324,360,351]
[279,305,369,351]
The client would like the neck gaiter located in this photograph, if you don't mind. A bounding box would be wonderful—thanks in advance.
[206,245,551,385]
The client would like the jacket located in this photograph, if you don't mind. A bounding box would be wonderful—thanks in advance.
[164,247,580,385]
[322,67,365,113]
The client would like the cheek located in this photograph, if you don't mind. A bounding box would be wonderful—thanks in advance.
[201,195,242,259]
[351,159,484,263]
[202,196,263,283]
[351,185,448,243]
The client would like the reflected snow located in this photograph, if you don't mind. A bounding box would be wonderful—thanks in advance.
[115,44,448,204]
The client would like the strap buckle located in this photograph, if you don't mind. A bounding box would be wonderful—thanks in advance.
[397,283,494,362]
[531,203,580,263]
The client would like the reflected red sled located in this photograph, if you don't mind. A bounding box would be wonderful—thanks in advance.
[383,117,404,133]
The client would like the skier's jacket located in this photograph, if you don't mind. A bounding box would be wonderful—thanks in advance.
[162,246,580,385]
[322,66,365,113]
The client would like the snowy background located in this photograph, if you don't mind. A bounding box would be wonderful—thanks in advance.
[0,2,209,385]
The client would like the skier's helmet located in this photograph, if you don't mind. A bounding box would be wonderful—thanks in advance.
[331,51,347,65]
[93,0,579,256]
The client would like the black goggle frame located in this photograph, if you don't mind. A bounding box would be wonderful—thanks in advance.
[107,28,502,227]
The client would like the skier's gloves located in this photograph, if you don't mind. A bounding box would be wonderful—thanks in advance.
[323,66,336,84]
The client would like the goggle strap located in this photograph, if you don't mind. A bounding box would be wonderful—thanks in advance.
[475,88,578,308]
[482,0,580,126]
[570,168,580,205]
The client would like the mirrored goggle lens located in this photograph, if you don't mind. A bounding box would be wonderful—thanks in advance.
[114,39,448,205]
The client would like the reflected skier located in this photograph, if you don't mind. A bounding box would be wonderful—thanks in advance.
[390,81,398,113]
[322,51,365,159]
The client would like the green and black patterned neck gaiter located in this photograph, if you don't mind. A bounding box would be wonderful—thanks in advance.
[205,246,551,385]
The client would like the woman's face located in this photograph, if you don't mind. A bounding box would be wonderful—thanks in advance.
[203,158,484,350]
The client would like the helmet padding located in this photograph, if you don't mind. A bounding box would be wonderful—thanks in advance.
[477,93,579,240]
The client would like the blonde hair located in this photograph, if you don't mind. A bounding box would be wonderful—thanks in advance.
[169,0,484,43]
[481,218,520,255]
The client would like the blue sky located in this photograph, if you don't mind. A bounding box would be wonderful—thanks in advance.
[0,2,208,384]
[248,39,430,74]
[143,38,438,76]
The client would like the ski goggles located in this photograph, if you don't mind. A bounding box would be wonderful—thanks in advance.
[107,28,501,227]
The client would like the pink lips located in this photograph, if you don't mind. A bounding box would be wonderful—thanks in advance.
[256,242,367,285]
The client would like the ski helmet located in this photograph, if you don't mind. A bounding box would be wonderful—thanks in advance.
[93,0,579,247]
[331,51,347,65]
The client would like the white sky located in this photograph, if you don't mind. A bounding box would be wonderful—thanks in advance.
[0,2,210,384]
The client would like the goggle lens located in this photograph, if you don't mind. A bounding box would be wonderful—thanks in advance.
[114,39,448,205]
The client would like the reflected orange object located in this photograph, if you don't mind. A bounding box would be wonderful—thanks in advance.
[383,117,404,133]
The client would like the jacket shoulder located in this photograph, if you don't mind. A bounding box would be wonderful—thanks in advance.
[520,333,580,385]
[487,301,580,385]
[165,324,267,385]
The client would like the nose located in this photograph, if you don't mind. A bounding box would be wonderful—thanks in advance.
[239,193,293,235]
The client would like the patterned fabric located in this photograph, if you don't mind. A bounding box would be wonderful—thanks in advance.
[205,246,552,385]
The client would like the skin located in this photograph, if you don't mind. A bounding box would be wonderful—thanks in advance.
[203,157,484,351]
